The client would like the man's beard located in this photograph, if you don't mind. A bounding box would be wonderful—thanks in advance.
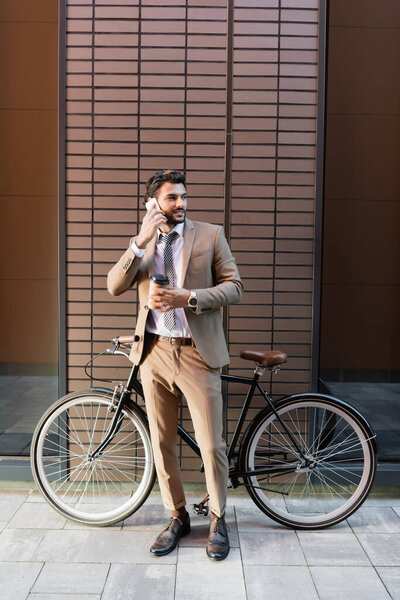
[166,208,186,224]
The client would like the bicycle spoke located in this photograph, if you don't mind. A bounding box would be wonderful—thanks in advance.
[76,463,96,502]
[42,436,85,459]
[52,414,88,454]
[259,427,301,460]
[308,408,333,455]
[311,467,348,500]
[96,462,141,486]
[32,394,155,524]
[44,460,87,481]
[317,459,360,487]
[312,434,360,459]
[317,435,373,463]
[290,407,309,452]
[244,398,374,527]
[100,430,143,456]
[268,419,302,456]
[53,460,88,495]
[95,461,133,495]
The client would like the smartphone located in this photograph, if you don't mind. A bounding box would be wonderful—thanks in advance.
[145,197,161,212]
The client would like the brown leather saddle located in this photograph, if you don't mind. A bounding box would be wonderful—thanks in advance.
[240,349,287,368]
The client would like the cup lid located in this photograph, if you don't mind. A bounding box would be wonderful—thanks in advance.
[150,273,169,285]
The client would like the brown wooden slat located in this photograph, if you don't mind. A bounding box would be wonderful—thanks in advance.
[64,0,321,480]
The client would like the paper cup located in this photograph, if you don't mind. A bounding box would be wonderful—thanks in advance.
[147,273,169,310]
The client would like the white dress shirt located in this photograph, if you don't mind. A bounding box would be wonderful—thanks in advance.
[130,222,191,337]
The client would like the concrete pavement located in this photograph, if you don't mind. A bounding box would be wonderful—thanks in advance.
[0,487,399,599]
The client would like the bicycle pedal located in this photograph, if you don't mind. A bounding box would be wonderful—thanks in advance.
[192,502,209,516]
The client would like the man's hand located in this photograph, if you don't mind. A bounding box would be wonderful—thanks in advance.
[136,203,167,249]
[149,287,190,312]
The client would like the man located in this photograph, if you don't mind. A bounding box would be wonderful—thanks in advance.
[107,169,244,561]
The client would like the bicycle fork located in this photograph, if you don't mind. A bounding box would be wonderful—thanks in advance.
[193,492,210,516]
[89,384,127,459]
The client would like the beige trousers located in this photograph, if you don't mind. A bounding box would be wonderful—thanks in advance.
[139,334,229,518]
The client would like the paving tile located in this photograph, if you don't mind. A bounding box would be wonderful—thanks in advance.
[235,501,351,532]
[310,566,391,600]
[32,562,109,595]
[122,501,171,530]
[348,506,400,533]
[0,562,43,600]
[26,490,48,503]
[0,486,397,600]
[8,502,67,529]
[239,531,306,565]
[179,505,239,548]
[235,502,287,532]
[66,493,148,505]
[26,594,101,600]
[64,519,123,531]
[364,497,400,507]
[244,565,319,600]
[26,490,83,507]
[144,491,164,502]
[32,529,90,562]
[175,547,246,600]
[80,529,177,564]
[102,563,176,600]
[0,492,29,520]
[298,531,370,565]
[0,528,45,561]
[376,567,400,599]
[63,505,124,530]
[356,533,400,566]
[285,497,343,514]
[230,494,286,511]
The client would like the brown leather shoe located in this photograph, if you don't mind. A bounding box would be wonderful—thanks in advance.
[206,514,230,561]
[150,513,191,556]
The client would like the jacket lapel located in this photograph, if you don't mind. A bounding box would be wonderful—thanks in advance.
[181,218,195,284]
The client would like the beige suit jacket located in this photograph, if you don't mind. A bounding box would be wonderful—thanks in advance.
[107,218,244,368]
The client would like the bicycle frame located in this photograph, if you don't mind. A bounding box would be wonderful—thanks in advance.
[34,340,379,528]
[89,359,311,479]
[87,340,377,504]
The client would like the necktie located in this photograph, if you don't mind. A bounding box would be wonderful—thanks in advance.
[159,231,178,331]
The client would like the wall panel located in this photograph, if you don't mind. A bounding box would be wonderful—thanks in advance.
[63,0,323,479]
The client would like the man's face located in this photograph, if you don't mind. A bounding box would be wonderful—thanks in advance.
[156,182,187,225]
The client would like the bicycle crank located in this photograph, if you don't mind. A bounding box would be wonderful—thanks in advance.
[192,493,210,516]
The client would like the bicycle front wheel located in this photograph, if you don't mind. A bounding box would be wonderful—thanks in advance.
[31,390,156,526]
[240,395,377,529]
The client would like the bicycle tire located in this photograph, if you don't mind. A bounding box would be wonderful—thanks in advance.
[30,389,156,526]
[239,394,377,530]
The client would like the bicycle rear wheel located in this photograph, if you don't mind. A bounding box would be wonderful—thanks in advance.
[240,395,377,529]
[31,390,156,526]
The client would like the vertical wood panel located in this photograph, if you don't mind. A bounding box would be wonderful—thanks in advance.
[64,0,322,478]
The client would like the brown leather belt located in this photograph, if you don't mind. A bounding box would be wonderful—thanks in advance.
[150,333,194,346]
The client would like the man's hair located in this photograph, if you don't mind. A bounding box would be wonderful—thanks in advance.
[144,169,186,205]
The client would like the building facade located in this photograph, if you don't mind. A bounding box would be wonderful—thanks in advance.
[1,0,399,484]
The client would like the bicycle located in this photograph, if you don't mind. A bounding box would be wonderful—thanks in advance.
[30,335,378,530]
